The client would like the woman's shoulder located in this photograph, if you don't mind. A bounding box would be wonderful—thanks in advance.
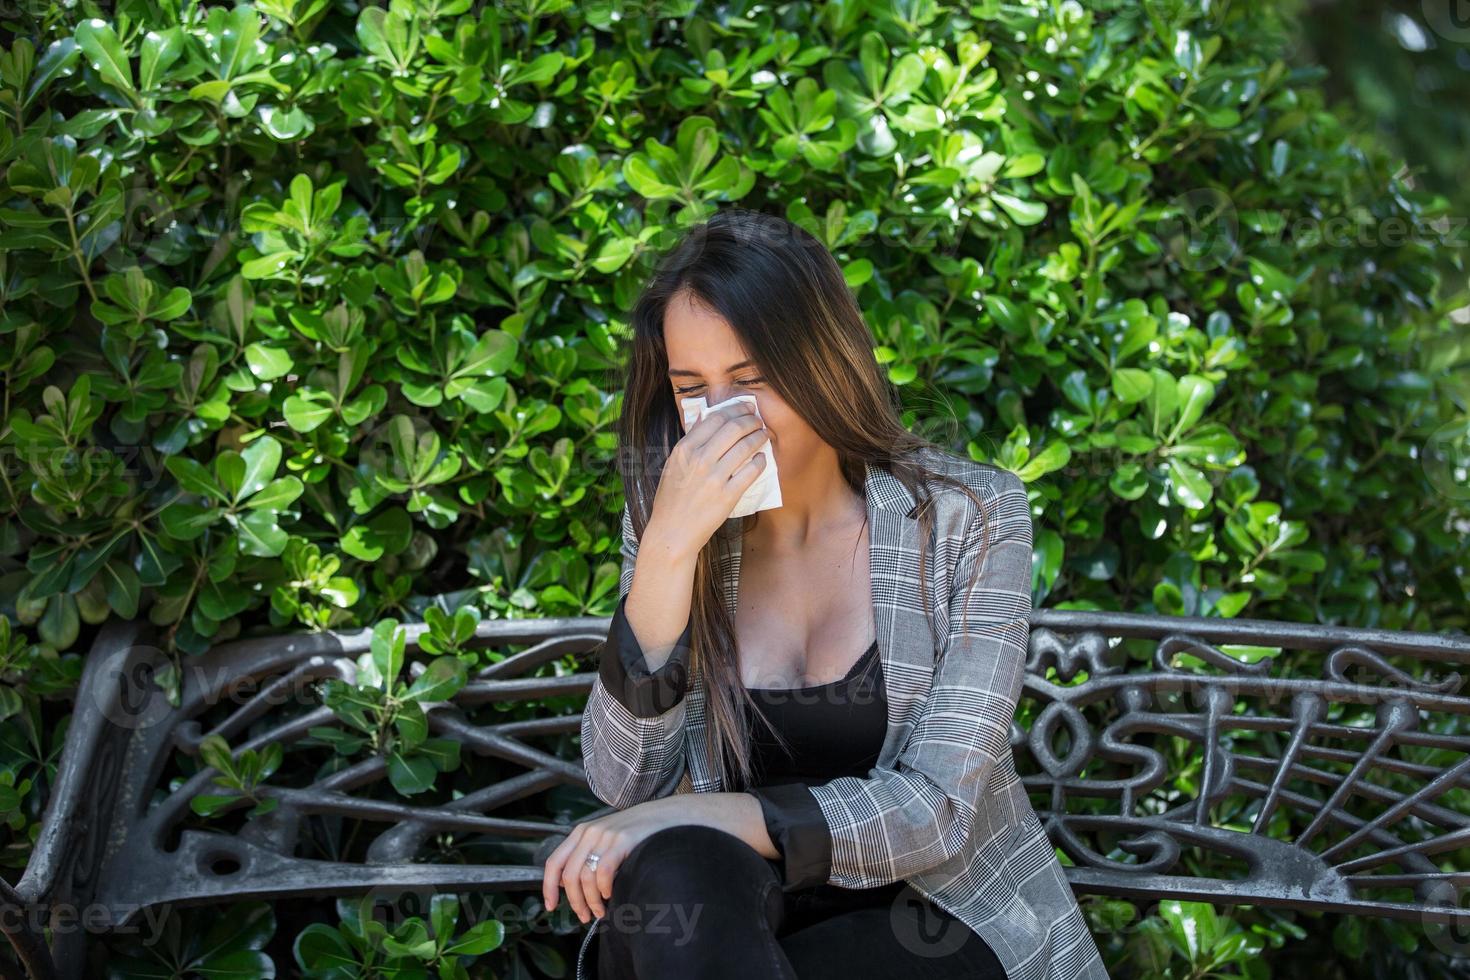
[897,447,1029,551]
[910,446,1026,520]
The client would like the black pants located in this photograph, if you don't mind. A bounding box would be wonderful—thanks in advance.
[591,823,1009,979]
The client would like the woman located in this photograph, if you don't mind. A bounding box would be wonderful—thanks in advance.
[542,209,1107,980]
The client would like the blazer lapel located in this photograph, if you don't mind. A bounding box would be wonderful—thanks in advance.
[687,462,933,792]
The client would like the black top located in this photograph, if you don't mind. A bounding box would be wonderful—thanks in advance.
[742,638,887,789]
[593,594,887,891]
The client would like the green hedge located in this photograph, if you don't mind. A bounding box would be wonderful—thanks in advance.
[2,0,1467,975]
[2,0,1465,654]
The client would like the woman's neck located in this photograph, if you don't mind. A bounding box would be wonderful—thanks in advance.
[746,456,864,551]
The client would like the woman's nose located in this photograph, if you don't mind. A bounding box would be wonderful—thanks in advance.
[707,385,744,407]
[677,386,755,433]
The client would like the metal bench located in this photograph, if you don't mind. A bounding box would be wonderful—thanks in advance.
[4,611,1468,976]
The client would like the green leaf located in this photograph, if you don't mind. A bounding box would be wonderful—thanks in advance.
[882,53,927,101]
[621,156,678,198]
[404,657,467,703]
[417,737,461,772]
[139,27,185,90]
[102,561,141,618]
[1175,375,1216,432]
[191,793,241,817]
[283,394,334,432]
[1015,442,1071,482]
[1109,462,1149,500]
[237,510,289,557]
[430,893,459,943]
[76,19,134,94]
[294,924,355,971]
[453,330,516,379]
[38,594,79,649]
[238,436,283,501]
[160,503,219,541]
[245,343,293,381]
[1002,153,1045,178]
[199,733,234,773]
[247,476,303,511]
[1112,368,1154,404]
[395,701,428,747]
[27,39,81,106]
[992,193,1047,226]
[445,920,505,956]
[1143,369,1180,434]
[1154,581,1185,616]
[341,508,413,561]
[592,236,636,274]
[240,250,297,278]
[387,751,436,795]
[371,619,405,684]
[166,456,225,501]
[1167,459,1212,510]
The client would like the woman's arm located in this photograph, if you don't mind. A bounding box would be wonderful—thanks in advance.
[580,500,700,809]
[745,470,1034,891]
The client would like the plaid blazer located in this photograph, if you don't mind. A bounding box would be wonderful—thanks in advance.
[580,449,1109,980]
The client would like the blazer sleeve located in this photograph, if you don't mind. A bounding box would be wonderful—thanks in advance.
[580,500,696,809]
[746,471,1033,890]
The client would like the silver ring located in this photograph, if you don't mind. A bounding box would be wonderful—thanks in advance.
[584,852,601,870]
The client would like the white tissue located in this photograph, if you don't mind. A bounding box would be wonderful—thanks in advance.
[679,394,784,519]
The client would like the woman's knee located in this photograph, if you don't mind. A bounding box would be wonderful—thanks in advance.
[614,824,769,899]
[600,825,790,975]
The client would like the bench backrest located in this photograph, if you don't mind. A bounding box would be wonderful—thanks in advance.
[7,611,1469,975]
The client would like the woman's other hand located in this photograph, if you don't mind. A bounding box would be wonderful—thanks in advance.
[541,798,697,924]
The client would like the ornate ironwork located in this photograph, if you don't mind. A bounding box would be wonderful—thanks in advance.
[3,610,1469,976]
[1018,612,1470,926]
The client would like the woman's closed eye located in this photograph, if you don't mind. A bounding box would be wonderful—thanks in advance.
[674,378,764,395]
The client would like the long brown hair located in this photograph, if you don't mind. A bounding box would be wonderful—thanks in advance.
[612,207,1000,792]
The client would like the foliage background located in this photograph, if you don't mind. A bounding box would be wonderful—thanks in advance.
[1,0,1467,975]
[1293,0,1470,226]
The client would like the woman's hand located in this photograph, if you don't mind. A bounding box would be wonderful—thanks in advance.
[644,399,769,561]
[541,797,698,924]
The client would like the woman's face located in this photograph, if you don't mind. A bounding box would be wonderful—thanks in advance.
[663,291,822,478]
